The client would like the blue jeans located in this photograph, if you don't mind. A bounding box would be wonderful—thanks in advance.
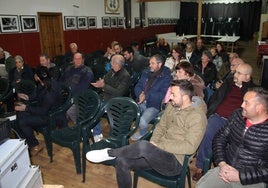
[109,140,182,188]
[196,114,228,169]
[93,101,106,136]
[138,102,159,135]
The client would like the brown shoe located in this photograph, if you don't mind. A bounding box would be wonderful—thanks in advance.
[30,144,44,156]
[192,170,203,181]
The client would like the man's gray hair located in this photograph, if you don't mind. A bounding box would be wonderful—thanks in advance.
[112,54,125,68]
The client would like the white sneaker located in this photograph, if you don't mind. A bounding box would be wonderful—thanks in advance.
[86,148,115,163]
[93,133,103,142]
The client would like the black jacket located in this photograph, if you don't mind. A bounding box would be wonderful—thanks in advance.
[207,76,256,117]
[212,108,268,185]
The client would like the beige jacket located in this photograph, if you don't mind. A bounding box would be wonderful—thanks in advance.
[150,97,207,164]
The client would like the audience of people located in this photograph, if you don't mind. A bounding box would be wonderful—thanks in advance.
[2,35,266,188]
[86,79,207,188]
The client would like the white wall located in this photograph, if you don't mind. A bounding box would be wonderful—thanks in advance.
[0,0,180,29]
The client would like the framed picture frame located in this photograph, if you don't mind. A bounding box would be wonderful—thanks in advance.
[117,17,124,28]
[135,17,140,27]
[0,15,19,33]
[102,17,110,28]
[88,16,97,28]
[20,15,38,32]
[105,0,120,14]
[77,16,88,29]
[64,16,77,30]
[110,17,118,28]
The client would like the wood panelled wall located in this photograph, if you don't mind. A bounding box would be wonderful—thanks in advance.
[0,25,175,67]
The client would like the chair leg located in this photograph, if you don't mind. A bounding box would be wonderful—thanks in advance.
[133,172,139,188]
[82,155,86,182]
[72,146,81,174]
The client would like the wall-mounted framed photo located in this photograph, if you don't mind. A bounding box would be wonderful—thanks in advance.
[77,16,88,29]
[20,15,38,32]
[110,17,118,28]
[135,17,140,27]
[64,16,77,30]
[118,17,124,28]
[105,0,120,14]
[102,17,110,28]
[88,16,97,28]
[0,15,19,33]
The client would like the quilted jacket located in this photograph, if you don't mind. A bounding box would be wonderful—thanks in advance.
[213,108,268,185]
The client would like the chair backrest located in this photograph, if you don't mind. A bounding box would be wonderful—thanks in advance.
[75,89,101,124]
[104,97,141,146]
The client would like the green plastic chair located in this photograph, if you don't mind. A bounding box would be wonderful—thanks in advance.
[133,155,192,188]
[82,97,141,182]
[202,153,213,175]
[50,89,101,174]
[132,112,192,188]
[35,83,72,157]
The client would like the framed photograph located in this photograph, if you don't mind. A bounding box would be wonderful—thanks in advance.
[88,16,97,28]
[64,16,76,30]
[110,17,118,28]
[20,15,38,32]
[117,17,124,28]
[77,16,88,29]
[135,17,140,27]
[105,0,120,14]
[102,17,110,28]
[0,15,19,33]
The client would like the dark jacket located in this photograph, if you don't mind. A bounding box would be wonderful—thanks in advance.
[194,61,217,87]
[134,66,172,111]
[9,64,34,87]
[207,76,256,117]
[213,108,268,185]
[102,67,131,101]
[60,65,93,97]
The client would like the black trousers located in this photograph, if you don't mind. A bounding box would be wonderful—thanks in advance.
[109,140,182,188]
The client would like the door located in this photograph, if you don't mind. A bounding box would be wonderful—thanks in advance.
[38,12,65,59]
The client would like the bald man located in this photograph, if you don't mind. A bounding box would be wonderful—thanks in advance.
[91,54,131,141]
[193,63,256,181]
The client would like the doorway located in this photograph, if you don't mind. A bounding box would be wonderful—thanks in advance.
[38,12,65,60]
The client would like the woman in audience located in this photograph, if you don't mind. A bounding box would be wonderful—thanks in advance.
[216,42,229,63]
[9,55,34,87]
[164,60,205,104]
[210,47,223,72]
[164,47,183,77]
[194,50,217,87]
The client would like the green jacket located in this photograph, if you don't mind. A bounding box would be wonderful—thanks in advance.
[150,97,207,164]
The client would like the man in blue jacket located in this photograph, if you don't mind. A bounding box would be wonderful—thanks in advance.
[131,54,172,141]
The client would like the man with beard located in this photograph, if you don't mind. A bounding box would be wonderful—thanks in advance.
[197,87,268,188]
[86,80,207,188]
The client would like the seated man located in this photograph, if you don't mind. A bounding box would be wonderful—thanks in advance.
[152,37,170,57]
[61,42,79,71]
[15,66,63,156]
[130,54,172,141]
[91,54,131,141]
[192,63,256,181]
[60,52,94,124]
[196,87,268,188]
[35,53,60,81]
[86,80,207,188]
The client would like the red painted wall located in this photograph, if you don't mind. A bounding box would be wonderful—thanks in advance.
[0,25,175,67]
